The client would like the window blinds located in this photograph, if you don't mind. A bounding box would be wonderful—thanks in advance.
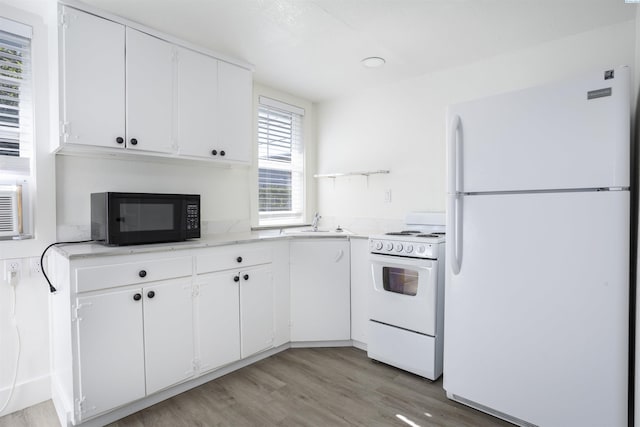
[0,20,32,176]
[258,99,304,224]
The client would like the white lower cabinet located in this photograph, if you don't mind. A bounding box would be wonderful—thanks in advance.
[76,288,146,420]
[196,270,241,372]
[290,239,351,342]
[143,279,195,394]
[239,264,274,358]
[349,238,371,346]
[74,277,195,422]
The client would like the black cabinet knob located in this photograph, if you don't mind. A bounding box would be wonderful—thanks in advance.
[243,274,249,281]
[133,293,142,301]
[116,137,124,144]
[211,150,217,156]
[147,290,155,299]
[220,150,226,156]
[139,270,147,278]
[130,138,138,146]
[236,256,243,263]
[233,276,240,282]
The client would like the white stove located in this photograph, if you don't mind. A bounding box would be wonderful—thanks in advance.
[367,212,446,380]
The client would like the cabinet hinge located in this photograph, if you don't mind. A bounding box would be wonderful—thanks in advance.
[71,302,92,322]
[74,397,85,416]
[59,11,70,28]
[60,121,70,143]
[192,358,201,373]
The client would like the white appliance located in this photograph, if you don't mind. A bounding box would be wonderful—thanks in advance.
[445,66,630,427]
[368,212,445,380]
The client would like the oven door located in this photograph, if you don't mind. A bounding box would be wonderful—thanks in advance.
[370,254,438,336]
[107,193,187,245]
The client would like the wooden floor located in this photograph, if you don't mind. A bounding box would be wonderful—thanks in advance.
[0,347,511,427]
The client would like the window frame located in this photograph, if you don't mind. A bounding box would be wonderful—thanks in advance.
[257,96,305,227]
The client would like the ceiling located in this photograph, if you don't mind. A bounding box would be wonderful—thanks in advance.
[78,0,636,102]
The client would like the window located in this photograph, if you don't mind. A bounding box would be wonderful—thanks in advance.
[0,17,33,239]
[257,96,304,226]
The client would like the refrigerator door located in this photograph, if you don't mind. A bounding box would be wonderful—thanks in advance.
[443,190,628,427]
[447,66,629,193]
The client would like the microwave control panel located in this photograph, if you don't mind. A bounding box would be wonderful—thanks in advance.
[186,203,200,230]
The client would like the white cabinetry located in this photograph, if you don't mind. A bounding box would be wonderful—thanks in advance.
[58,5,252,164]
[51,252,195,424]
[176,48,218,159]
[125,28,175,153]
[59,5,125,148]
[349,238,371,347]
[195,242,278,370]
[290,239,351,342]
[217,61,252,163]
[196,270,241,372]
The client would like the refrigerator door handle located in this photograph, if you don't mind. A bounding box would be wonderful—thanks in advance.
[448,114,462,194]
[448,114,463,274]
[448,194,463,274]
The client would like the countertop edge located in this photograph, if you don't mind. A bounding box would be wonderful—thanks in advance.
[52,231,369,259]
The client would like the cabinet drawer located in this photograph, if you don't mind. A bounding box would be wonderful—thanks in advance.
[196,244,271,274]
[76,256,192,293]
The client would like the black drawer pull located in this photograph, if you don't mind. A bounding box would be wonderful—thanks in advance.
[243,274,249,281]
[139,270,147,278]
[236,257,242,263]
[233,276,240,282]
[133,293,142,301]
[147,290,155,299]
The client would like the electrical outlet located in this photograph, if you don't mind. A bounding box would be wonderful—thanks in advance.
[4,259,21,283]
[30,257,42,275]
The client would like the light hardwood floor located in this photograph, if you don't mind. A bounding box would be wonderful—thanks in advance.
[0,347,511,427]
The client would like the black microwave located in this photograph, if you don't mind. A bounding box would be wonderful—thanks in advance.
[91,192,201,246]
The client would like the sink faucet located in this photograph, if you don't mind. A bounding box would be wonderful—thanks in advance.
[311,212,321,231]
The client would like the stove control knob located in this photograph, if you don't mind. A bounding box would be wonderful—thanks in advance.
[417,245,426,254]
[374,241,383,250]
[405,244,414,254]
[384,242,393,251]
[395,243,403,252]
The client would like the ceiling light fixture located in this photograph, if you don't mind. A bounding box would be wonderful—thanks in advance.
[361,56,386,68]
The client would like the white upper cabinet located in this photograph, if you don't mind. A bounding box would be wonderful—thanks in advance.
[125,28,175,154]
[58,6,252,164]
[176,47,219,159]
[60,5,125,148]
[217,61,252,163]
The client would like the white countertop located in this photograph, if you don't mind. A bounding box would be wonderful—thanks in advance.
[53,228,363,259]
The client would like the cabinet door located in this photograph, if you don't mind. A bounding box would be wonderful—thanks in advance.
[126,28,175,153]
[217,61,252,163]
[349,238,371,345]
[197,271,241,372]
[143,278,195,394]
[239,264,274,358]
[76,288,145,421]
[60,6,125,148]
[176,48,218,159]
[290,240,351,342]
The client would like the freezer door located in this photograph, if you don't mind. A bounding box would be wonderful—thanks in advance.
[443,190,629,427]
[447,66,629,193]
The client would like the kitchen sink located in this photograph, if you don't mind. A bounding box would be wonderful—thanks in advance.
[282,227,349,236]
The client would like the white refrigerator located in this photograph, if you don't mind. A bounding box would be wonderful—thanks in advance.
[444,66,630,427]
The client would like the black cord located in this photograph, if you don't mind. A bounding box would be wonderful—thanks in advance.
[41,240,94,293]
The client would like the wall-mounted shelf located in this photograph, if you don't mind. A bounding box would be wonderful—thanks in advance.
[313,169,390,179]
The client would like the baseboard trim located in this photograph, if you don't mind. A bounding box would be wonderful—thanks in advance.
[0,374,50,417]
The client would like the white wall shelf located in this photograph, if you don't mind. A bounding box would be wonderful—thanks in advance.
[313,169,389,179]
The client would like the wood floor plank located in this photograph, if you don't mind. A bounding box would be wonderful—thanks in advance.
[0,347,512,427]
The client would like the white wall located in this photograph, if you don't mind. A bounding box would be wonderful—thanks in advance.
[56,156,253,239]
[0,0,57,417]
[316,19,637,232]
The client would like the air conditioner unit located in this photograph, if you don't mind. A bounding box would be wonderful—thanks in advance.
[0,184,23,238]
